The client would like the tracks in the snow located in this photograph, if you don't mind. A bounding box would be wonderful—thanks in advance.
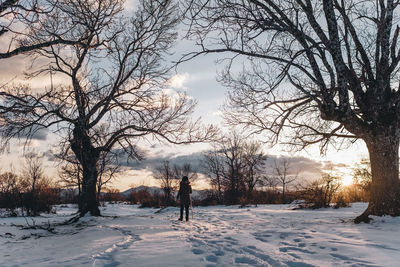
[91,222,141,267]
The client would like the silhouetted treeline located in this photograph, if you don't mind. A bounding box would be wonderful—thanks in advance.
[0,155,374,216]
[0,171,59,216]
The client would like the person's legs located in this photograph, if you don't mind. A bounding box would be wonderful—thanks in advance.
[179,204,183,220]
[185,204,189,221]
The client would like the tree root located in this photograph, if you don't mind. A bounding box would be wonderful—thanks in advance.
[354,202,400,224]
[354,213,372,224]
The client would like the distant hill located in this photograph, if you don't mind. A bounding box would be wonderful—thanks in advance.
[59,185,210,201]
[120,186,163,198]
[121,186,209,200]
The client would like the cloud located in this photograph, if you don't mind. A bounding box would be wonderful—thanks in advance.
[21,127,49,141]
[166,73,190,91]
[321,161,349,170]
[264,155,323,178]
[117,151,205,174]
[116,147,324,180]
[123,0,140,12]
[16,139,41,149]
[0,126,49,141]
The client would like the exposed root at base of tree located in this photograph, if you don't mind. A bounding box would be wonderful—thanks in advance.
[64,214,81,224]
[79,208,101,217]
[354,212,372,224]
[354,205,400,224]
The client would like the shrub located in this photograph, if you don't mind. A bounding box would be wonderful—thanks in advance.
[139,196,162,208]
[101,188,123,203]
[298,175,341,209]
[333,193,351,209]
[126,188,165,208]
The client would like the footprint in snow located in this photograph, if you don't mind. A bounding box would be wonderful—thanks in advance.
[205,255,218,263]
[242,246,283,266]
[192,248,204,255]
[329,253,376,266]
[235,256,258,265]
[189,237,206,246]
[279,232,289,239]
[253,232,272,243]
[288,253,301,259]
[279,246,315,254]
[284,260,317,267]
[224,246,239,253]
[213,250,225,256]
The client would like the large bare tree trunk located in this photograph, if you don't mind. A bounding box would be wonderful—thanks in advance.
[71,127,101,216]
[355,136,400,223]
[80,157,100,216]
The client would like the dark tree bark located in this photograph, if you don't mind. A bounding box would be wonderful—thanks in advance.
[71,127,101,216]
[356,135,400,222]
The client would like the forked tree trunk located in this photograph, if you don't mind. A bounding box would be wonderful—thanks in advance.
[355,136,400,223]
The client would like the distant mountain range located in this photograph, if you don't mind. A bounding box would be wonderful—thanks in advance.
[121,185,209,200]
[120,186,163,197]
[59,185,209,201]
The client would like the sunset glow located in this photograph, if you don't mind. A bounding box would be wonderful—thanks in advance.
[341,175,354,187]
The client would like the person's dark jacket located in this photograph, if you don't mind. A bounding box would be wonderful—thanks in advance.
[177,181,192,205]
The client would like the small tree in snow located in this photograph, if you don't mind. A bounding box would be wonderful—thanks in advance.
[273,158,298,204]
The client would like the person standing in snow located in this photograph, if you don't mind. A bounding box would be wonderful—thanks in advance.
[176,176,192,221]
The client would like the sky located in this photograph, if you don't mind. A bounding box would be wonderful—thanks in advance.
[0,1,370,191]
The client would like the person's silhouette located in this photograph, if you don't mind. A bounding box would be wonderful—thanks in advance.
[176,176,192,221]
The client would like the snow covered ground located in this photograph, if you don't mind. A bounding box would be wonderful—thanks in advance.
[0,203,399,267]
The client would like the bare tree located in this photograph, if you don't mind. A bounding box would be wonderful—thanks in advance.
[58,156,83,198]
[22,153,45,216]
[242,141,265,200]
[59,150,122,203]
[0,0,86,59]
[154,160,179,204]
[0,0,216,216]
[300,173,342,209]
[353,159,372,190]
[202,148,225,203]
[173,163,198,183]
[219,132,246,204]
[0,171,22,211]
[262,175,279,192]
[0,171,19,194]
[96,152,122,203]
[183,0,400,222]
[273,158,297,204]
[202,132,266,204]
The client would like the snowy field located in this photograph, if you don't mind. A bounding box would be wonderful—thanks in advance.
[1,203,399,267]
